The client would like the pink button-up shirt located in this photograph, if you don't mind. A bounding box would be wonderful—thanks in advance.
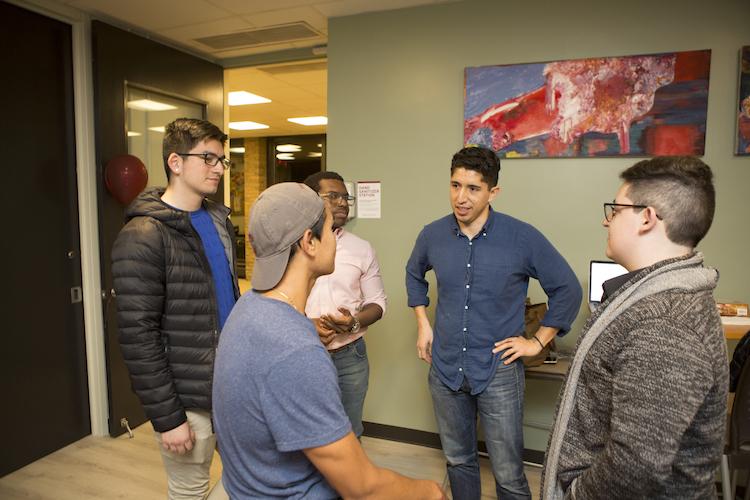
[305,228,387,351]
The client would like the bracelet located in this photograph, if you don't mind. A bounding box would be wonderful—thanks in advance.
[532,335,545,350]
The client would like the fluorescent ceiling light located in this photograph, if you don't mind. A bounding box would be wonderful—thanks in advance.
[276,153,295,160]
[276,144,301,152]
[287,116,327,126]
[127,99,177,111]
[308,152,323,158]
[229,121,269,131]
[148,126,165,133]
[229,147,246,154]
[317,143,322,147]
[228,91,271,106]
[127,131,142,137]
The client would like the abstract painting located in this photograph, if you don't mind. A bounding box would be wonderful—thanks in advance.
[737,46,750,156]
[464,50,711,158]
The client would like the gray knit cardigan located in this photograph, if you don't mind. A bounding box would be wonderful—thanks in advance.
[542,253,728,499]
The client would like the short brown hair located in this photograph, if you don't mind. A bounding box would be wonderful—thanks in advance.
[162,118,227,180]
[621,156,715,247]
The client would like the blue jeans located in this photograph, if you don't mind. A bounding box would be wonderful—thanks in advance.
[429,361,530,500]
[330,337,369,437]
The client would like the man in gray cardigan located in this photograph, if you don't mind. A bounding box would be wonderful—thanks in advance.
[542,156,728,499]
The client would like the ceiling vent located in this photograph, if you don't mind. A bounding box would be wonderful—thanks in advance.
[195,22,320,50]
[258,61,327,75]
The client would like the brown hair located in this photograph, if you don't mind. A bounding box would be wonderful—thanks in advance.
[621,156,715,247]
[162,118,227,180]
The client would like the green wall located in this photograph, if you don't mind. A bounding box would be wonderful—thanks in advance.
[327,0,750,450]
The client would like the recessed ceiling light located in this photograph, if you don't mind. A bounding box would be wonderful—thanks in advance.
[148,126,165,133]
[228,91,272,106]
[127,99,177,111]
[317,143,322,148]
[127,131,142,137]
[288,116,327,126]
[276,153,295,160]
[229,121,269,130]
[276,144,301,152]
[308,152,323,158]
[229,147,246,154]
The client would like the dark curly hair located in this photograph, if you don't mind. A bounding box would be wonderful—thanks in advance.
[450,146,501,187]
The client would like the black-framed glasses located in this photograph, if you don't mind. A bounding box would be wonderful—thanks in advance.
[320,192,355,203]
[177,152,232,170]
[603,203,662,222]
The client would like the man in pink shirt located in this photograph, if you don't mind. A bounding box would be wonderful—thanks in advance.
[304,172,387,437]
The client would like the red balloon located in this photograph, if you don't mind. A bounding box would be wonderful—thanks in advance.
[105,154,148,205]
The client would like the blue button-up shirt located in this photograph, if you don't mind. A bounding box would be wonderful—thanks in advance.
[405,209,582,394]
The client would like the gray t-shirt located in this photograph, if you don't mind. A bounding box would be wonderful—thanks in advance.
[213,292,351,499]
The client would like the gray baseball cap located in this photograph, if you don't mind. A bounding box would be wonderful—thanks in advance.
[248,182,325,291]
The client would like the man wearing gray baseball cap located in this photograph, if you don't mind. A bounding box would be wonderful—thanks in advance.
[213,183,444,499]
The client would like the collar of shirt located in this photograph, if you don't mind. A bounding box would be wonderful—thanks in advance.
[449,207,496,238]
[601,268,642,302]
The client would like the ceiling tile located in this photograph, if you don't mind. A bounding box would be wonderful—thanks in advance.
[209,0,322,16]
[67,0,231,30]
[315,0,451,18]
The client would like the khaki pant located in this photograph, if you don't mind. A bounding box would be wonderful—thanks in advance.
[155,410,225,500]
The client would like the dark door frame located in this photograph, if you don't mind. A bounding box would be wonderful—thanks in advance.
[5,0,109,437]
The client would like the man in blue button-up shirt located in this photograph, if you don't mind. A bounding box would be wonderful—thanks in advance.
[406,146,581,500]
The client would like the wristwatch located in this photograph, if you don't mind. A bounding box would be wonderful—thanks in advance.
[349,317,361,334]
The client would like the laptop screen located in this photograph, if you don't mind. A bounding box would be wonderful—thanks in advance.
[589,260,628,303]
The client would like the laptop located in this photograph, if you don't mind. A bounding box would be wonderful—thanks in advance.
[588,260,628,311]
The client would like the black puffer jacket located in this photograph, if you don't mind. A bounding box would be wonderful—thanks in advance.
[112,187,239,432]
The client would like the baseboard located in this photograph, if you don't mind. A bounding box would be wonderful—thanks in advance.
[362,421,546,466]
[362,421,442,449]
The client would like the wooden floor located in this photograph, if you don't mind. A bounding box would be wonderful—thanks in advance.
[0,422,541,499]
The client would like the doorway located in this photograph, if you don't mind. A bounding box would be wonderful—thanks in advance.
[0,1,90,476]
[267,134,327,185]
[225,60,327,282]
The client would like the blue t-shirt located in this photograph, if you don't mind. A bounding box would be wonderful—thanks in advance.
[405,209,582,394]
[190,208,235,330]
[213,292,351,499]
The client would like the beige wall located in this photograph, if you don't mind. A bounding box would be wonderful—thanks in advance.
[327,0,750,450]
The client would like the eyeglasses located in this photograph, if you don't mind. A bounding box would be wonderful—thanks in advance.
[177,152,232,170]
[603,203,662,222]
[320,192,355,203]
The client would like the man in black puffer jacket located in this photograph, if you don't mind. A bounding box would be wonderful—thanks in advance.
[112,118,238,499]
